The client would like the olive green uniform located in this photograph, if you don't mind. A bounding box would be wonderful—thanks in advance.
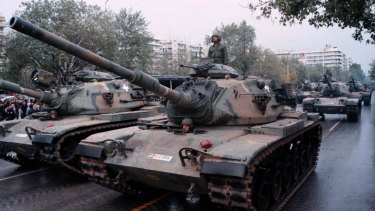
[208,44,228,64]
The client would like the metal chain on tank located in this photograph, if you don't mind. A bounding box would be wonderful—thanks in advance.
[206,122,322,210]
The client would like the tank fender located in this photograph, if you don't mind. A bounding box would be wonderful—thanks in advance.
[302,97,315,104]
[32,134,55,144]
[201,161,247,178]
[76,143,105,159]
[201,156,249,178]
[346,98,360,105]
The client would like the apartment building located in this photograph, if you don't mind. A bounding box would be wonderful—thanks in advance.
[277,45,352,71]
[150,39,204,74]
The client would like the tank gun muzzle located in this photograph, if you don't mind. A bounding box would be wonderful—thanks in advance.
[0,79,55,104]
[9,16,191,108]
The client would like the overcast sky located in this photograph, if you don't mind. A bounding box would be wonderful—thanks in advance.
[1,0,374,72]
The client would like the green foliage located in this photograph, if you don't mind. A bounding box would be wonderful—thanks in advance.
[113,9,153,71]
[305,65,324,82]
[3,0,153,85]
[206,21,257,74]
[348,63,365,81]
[249,0,375,44]
[369,59,375,79]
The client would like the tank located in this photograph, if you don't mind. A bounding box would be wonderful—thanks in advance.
[0,77,165,167]
[302,73,362,122]
[296,80,317,104]
[10,16,322,211]
[346,77,372,106]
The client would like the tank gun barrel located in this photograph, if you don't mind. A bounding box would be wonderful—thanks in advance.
[0,79,54,104]
[9,16,191,107]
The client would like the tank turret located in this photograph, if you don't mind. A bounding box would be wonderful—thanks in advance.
[10,16,291,125]
[0,78,149,116]
[319,72,349,97]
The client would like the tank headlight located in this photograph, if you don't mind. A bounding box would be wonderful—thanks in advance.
[102,140,116,157]
[102,139,127,158]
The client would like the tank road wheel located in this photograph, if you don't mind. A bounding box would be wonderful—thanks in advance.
[291,150,300,181]
[60,140,79,162]
[254,168,271,211]
[300,145,308,173]
[346,111,358,122]
[256,180,270,211]
[281,155,293,191]
[270,162,282,202]
[306,142,314,167]
[364,99,370,106]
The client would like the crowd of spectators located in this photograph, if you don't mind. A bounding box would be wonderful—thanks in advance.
[0,96,42,121]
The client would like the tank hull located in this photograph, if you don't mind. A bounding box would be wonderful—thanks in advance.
[303,97,361,122]
[78,112,322,210]
[0,106,164,167]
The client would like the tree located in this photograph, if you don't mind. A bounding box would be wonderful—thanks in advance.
[3,0,153,85]
[3,0,113,85]
[348,63,365,81]
[369,59,375,79]
[112,9,153,71]
[305,65,324,82]
[206,21,257,74]
[248,0,375,44]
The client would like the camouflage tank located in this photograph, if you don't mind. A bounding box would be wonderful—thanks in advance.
[10,16,322,211]
[0,77,164,168]
[347,77,372,106]
[303,73,361,122]
[31,67,115,90]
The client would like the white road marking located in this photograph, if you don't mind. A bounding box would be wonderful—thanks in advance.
[329,118,342,132]
[0,168,48,182]
[322,117,343,139]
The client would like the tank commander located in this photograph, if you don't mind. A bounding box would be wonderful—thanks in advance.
[208,34,228,65]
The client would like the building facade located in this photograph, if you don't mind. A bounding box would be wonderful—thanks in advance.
[277,45,352,71]
[150,39,205,74]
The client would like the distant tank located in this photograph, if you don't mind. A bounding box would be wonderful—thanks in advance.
[296,80,317,104]
[10,16,322,210]
[346,77,372,106]
[303,73,361,122]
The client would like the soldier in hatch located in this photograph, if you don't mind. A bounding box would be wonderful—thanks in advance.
[208,34,228,65]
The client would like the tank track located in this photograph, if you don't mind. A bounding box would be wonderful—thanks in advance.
[39,120,156,196]
[207,122,322,211]
[38,121,137,174]
[81,157,156,196]
[346,104,361,122]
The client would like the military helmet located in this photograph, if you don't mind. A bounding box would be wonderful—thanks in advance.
[181,118,193,127]
[211,34,221,42]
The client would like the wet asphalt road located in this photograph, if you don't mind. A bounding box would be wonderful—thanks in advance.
[0,104,374,210]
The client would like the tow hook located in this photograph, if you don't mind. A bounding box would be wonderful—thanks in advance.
[186,182,200,203]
